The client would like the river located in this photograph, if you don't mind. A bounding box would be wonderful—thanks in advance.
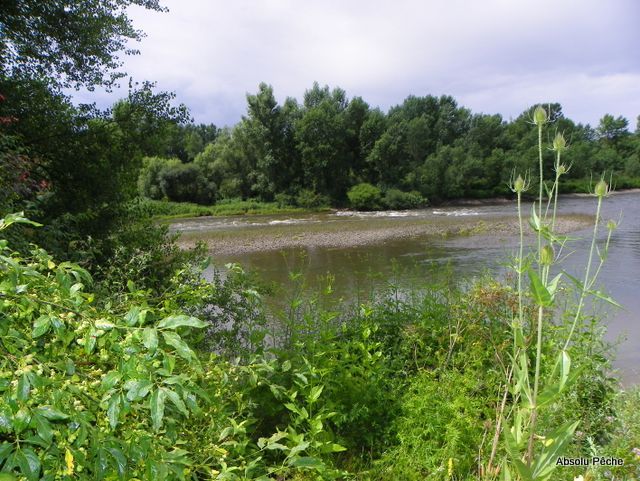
[171,190,640,385]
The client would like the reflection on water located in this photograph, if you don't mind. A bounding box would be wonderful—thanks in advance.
[175,191,640,386]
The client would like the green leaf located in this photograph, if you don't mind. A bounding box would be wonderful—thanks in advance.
[289,441,310,456]
[503,429,533,481]
[0,443,14,464]
[35,405,69,421]
[0,213,42,231]
[0,406,13,431]
[265,442,288,451]
[309,385,324,404]
[529,203,540,231]
[16,448,40,481]
[107,394,122,429]
[124,307,141,326]
[125,379,153,401]
[288,456,324,470]
[331,443,347,452]
[17,374,30,401]
[162,331,195,362]
[0,473,17,481]
[142,327,158,351]
[531,420,579,480]
[85,327,97,354]
[528,269,552,307]
[34,415,53,444]
[163,388,189,417]
[150,388,167,431]
[157,315,207,330]
[547,273,562,297]
[107,447,127,476]
[284,403,301,416]
[32,316,51,338]
[94,320,115,330]
[101,371,122,390]
[13,408,31,434]
[562,271,585,291]
[147,459,169,480]
[501,460,512,481]
[588,289,623,308]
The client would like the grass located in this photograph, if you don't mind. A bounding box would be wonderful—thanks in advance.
[133,198,330,220]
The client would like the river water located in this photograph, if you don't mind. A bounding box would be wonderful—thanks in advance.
[172,190,640,385]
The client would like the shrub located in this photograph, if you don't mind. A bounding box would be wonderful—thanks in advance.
[382,189,426,209]
[0,215,211,480]
[347,183,382,210]
[375,369,499,480]
[274,193,295,208]
[295,189,330,209]
[158,162,217,204]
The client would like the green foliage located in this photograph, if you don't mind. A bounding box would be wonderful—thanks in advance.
[133,198,314,220]
[590,387,640,480]
[382,189,426,209]
[157,162,217,204]
[296,190,331,209]
[0,224,208,480]
[347,183,382,211]
[0,0,165,89]
[138,157,182,200]
[376,370,497,480]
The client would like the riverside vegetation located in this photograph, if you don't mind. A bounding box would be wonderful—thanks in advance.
[2,2,640,480]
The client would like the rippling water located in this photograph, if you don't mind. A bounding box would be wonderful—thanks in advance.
[173,191,640,385]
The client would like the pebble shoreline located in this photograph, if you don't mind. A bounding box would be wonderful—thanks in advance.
[175,214,593,257]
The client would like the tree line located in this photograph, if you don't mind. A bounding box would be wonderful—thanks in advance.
[138,82,640,208]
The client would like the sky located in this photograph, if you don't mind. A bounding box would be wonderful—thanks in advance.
[75,0,640,128]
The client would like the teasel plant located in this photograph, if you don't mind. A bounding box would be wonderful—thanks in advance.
[495,106,621,481]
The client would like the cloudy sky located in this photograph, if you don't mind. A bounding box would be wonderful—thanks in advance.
[77,0,640,128]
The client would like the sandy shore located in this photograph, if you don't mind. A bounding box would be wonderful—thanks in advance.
[175,213,594,257]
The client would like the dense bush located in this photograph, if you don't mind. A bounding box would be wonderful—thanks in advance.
[295,189,330,209]
[138,157,217,204]
[158,162,217,204]
[382,189,426,209]
[347,183,382,210]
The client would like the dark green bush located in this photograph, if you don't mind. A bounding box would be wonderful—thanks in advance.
[158,162,217,204]
[382,189,426,209]
[295,189,330,209]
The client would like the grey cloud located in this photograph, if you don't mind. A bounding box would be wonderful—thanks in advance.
[75,0,640,127]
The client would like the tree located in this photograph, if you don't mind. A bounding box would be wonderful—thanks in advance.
[295,84,352,201]
[0,0,166,90]
[597,114,629,142]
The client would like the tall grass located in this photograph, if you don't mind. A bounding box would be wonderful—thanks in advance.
[132,198,325,220]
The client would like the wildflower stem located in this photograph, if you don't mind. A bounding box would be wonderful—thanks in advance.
[537,121,544,274]
[551,150,561,231]
[527,304,545,464]
[563,195,603,350]
[516,190,524,350]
